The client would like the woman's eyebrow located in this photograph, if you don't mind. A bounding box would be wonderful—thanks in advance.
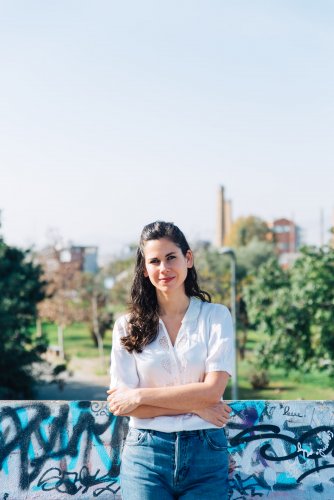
[147,251,176,261]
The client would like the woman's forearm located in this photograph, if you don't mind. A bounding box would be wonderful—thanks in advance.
[108,372,230,415]
[137,381,225,412]
[137,372,230,411]
[137,384,213,411]
[121,402,231,428]
[123,405,186,418]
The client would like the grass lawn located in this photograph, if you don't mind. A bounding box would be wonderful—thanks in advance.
[43,322,112,359]
[43,322,334,400]
[223,329,334,400]
[224,360,334,401]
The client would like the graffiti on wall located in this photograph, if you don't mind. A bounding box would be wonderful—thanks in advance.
[0,400,333,499]
[227,401,334,499]
[0,401,127,499]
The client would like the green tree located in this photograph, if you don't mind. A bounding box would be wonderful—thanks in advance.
[37,246,83,360]
[225,216,271,247]
[244,246,334,374]
[195,246,231,305]
[0,240,48,398]
[103,254,135,311]
[79,272,114,348]
[236,239,276,279]
[291,246,334,372]
[195,241,277,360]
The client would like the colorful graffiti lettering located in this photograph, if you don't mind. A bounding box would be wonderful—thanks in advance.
[0,400,333,499]
[227,401,334,499]
[0,401,126,498]
[37,466,120,496]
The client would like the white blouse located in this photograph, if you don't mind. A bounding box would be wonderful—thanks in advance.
[110,297,234,432]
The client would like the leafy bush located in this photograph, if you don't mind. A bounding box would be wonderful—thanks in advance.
[250,369,270,389]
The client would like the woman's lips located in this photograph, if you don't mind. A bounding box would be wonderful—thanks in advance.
[159,277,175,282]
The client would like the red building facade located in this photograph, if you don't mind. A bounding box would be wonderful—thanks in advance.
[272,218,301,255]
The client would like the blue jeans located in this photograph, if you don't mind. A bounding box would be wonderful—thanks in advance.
[120,427,229,499]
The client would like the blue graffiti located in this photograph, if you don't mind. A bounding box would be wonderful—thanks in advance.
[0,402,127,491]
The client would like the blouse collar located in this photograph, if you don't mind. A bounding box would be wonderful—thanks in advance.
[180,296,202,325]
[158,297,202,327]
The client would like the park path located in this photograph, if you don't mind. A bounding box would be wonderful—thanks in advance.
[36,356,110,401]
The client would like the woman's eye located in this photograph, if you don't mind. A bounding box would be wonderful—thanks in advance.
[167,255,176,260]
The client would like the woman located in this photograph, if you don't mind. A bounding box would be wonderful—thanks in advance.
[107,221,233,499]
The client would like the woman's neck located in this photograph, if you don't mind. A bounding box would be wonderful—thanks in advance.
[157,291,190,318]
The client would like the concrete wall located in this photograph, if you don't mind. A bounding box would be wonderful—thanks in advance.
[0,400,333,499]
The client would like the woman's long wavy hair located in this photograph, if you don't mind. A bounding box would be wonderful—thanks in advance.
[121,221,211,353]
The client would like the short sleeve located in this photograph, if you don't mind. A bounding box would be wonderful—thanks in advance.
[205,304,234,376]
[109,316,140,389]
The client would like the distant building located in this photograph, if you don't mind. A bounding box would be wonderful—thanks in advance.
[39,244,99,277]
[215,185,233,247]
[59,246,99,274]
[269,218,302,268]
[271,218,302,254]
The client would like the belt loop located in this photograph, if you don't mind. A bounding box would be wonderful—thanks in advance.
[199,430,204,441]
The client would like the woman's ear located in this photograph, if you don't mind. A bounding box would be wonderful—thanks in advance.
[143,267,148,277]
[186,250,194,268]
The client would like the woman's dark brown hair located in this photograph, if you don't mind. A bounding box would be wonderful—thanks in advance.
[121,221,211,353]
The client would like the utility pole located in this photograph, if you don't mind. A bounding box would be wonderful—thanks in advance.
[218,247,238,400]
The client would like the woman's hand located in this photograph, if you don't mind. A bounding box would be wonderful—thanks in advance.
[194,402,231,427]
[107,387,141,416]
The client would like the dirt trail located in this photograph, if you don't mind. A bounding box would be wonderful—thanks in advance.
[36,356,110,401]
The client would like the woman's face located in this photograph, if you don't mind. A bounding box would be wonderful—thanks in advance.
[143,237,193,295]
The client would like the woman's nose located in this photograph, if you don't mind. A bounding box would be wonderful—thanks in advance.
[160,260,169,272]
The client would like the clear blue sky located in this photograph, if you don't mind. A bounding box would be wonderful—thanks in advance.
[1,1,333,255]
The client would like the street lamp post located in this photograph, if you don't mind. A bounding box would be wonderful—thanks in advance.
[218,247,238,400]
